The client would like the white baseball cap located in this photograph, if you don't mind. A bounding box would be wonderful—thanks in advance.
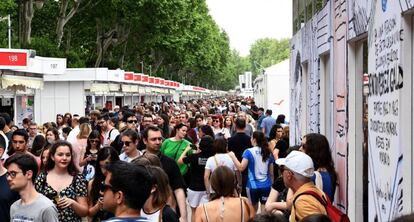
[275,150,314,178]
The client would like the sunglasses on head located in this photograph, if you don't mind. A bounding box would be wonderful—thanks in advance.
[127,120,138,124]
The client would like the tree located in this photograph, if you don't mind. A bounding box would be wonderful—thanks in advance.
[249,38,290,76]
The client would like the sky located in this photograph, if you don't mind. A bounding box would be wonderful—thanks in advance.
[206,0,292,56]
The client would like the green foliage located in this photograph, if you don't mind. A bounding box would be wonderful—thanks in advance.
[6,0,262,90]
[0,0,16,16]
[249,38,290,77]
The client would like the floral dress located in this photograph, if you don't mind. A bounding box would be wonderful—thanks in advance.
[35,171,87,222]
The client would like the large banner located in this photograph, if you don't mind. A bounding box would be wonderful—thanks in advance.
[367,1,403,221]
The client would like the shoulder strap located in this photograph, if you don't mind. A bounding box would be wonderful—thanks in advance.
[240,197,244,222]
[293,190,328,221]
[158,204,165,222]
[203,204,210,222]
[314,171,324,191]
[108,128,114,140]
[214,155,219,168]
[173,140,185,160]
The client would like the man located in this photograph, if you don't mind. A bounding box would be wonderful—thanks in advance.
[256,108,265,131]
[9,129,40,167]
[67,115,80,144]
[5,153,59,222]
[248,101,259,120]
[227,118,252,196]
[137,114,154,150]
[231,111,253,137]
[113,105,120,119]
[119,129,141,162]
[0,112,14,141]
[124,111,139,132]
[101,161,152,222]
[261,109,276,138]
[0,136,19,222]
[178,113,189,125]
[0,117,10,160]
[142,125,187,222]
[99,114,120,146]
[139,114,154,133]
[275,151,327,221]
[27,122,38,150]
[90,110,101,131]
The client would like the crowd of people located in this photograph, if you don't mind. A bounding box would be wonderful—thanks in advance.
[0,97,407,222]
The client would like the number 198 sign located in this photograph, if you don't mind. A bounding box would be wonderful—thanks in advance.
[0,49,29,69]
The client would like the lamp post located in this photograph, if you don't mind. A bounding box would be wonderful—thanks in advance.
[140,61,144,74]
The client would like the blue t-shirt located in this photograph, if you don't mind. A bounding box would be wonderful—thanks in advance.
[260,116,276,138]
[102,217,149,222]
[312,170,335,202]
[242,147,275,189]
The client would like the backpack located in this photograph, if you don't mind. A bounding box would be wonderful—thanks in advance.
[293,190,350,222]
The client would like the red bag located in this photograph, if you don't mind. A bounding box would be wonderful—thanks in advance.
[293,190,350,222]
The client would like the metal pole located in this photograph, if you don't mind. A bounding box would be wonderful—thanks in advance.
[140,61,144,74]
[8,15,11,48]
[149,65,152,76]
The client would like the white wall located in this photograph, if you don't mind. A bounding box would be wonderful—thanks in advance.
[38,81,85,123]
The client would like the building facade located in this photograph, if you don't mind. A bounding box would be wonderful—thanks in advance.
[291,0,413,221]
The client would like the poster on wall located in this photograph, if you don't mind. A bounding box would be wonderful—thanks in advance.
[16,96,34,127]
[367,1,403,221]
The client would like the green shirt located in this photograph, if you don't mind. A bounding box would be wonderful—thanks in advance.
[160,138,192,175]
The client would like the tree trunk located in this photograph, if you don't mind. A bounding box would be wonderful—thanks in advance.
[56,0,82,47]
[22,0,34,47]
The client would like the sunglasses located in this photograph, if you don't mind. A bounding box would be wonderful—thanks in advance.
[127,120,138,124]
[89,139,100,144]
[101,181,117,193]
[122,141,132,146]
[213,120,220,123]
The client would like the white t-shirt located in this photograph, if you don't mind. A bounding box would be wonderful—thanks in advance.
[205,153,237,173]
[103,128,120,146]
[119,150,142,163]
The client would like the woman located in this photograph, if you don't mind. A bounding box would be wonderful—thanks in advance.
[229,131,274,211]
[40,147,50,172]
[222,116,233,139]
[178,135,215,222]
[300,133,337,201]
[64,113,73,128]
[204,138,240,196]
[45,128,60,150]
[72,123,91,172]
[79,130,101,181]
[195,166,254,222]
[31,135,46,156]
[87,146,119,221]
[206,116,213,127]
[141,166,179,222]
[268,125,289,160]
[56,114,65,129]
[160,123,192,176]
[157,113,172,138]
[35,140,88,221]
[211,116,223,137]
